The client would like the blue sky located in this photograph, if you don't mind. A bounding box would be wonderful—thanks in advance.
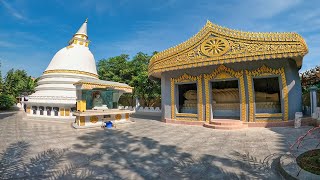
[0,0,319,77]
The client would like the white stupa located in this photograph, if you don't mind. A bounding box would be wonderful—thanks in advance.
[26,19,99,118]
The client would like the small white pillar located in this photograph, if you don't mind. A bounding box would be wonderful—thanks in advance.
[135,97,140,109]
[310,86,318,117]
[317,107,320,120]
[294,112,303,128]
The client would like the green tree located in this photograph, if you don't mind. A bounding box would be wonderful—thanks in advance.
[98,54,135,106]
[98,54,131,83]
[131,71,161,107]
[97,52,161,107]
[0,62,3,94]
[3,69,36,97]
[0,94,15,110]
[129,52,161,107]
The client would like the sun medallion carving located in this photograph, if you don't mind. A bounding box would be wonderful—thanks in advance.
[90,116,99,123]
[200,37,230,57]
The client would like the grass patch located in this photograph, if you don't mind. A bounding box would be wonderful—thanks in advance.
[297,149,320,175]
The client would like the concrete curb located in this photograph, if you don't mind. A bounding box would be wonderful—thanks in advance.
[278,153,320,180]
[277,154,298,180]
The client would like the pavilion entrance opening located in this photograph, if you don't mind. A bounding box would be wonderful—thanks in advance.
[253,77,281,114]
[177,83,198,114]
[81,89,121,110]
[212,80,240,120]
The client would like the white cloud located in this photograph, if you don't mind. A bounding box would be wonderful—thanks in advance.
[0,31,47,50]
[0,41,17,48]
[0,0,27,20]
[1,0,319,76]
[196,0,302,24]
[247,0,302,18]
[0,51,51,77]
[150,0,178,11]
[92,18,203,60]
[68,0,116,16]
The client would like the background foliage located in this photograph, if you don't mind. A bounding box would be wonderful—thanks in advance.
[3,69,37,98]
[0,94,16,110]
[0,52,160,110]
[98,52,161,107]
[0,67,37,110]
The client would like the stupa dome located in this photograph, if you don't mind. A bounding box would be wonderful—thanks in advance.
[43,18,98,78]
[45,45,97,75]
[28,18,98,106]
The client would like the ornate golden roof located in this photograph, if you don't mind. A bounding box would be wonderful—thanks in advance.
[74,79,133,93]
[148,20,308,78]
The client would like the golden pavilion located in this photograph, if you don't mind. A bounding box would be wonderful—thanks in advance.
[148,20,308,128]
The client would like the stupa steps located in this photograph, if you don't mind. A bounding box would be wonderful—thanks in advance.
[204,120,248,130]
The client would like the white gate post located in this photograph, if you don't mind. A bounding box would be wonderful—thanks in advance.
[135,97,140,109]
[310,86,318,118]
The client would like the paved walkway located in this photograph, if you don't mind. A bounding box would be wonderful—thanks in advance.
[0,111,316,179]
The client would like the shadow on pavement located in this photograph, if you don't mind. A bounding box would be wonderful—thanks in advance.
[3,115,311,179]
[0,112,18,119]
[0,132,282,179]
[63,128,282,179]
[0,141,68,179]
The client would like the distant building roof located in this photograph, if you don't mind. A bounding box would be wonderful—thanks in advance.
[74,79,133,93]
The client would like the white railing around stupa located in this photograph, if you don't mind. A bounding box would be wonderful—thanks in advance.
[118,106,161,115]
[118,106,135,111]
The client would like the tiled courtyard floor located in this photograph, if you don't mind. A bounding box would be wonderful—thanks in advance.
[0,111,317,179]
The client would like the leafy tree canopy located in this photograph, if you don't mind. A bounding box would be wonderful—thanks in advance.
[97,52,161,107]
[3,69,37,98]
[0,62,3,94]
[0,94,15,110]
[98,54,130,84]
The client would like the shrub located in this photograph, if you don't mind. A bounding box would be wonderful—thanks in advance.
[0,94,15,110]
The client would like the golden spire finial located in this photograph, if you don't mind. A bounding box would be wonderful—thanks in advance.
[206,20,213,27]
